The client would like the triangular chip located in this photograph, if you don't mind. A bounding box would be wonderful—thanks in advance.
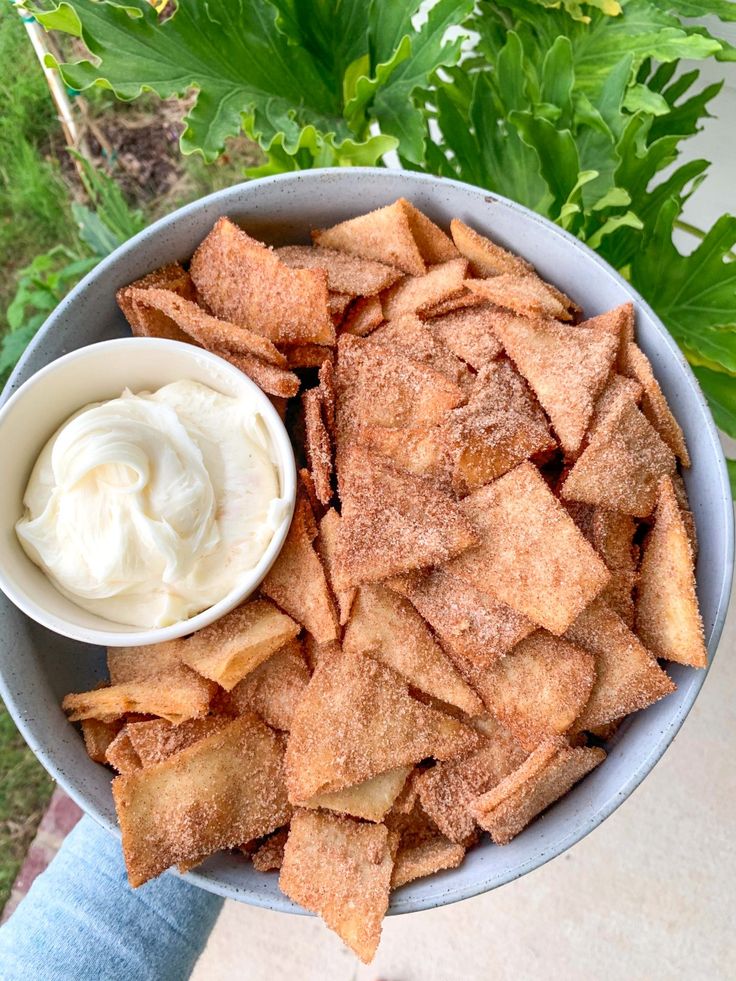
[228,638,310,731]
[343,583,483,716]
[250,828,288,872]
[328,291,352,323]
[334,448,478,590]
[367,313,471,385]
[125,717,231,767]
[446,463,609,634]
[302,387,333,506]
[113,714,291,886]
[212,346,300,398]
[587,373,643,442]
[341,294,384,336]
[621,341,690,465]
[276,244,402,296]
[302,767,412,823]
[578,303,634,347]
[358,424,448,485]
[318,356,336,434]
[117,262,197,342]
[279,810,395,963]
[107,640,183,684]
[450,219,534,278]
[401,200,459,263]
[490,312,618,454]
[591,508,638,627]
[562,398,675,517]
[421,289,487,320]
[105,729,141,774]
[81,717,123,764]
[284,343,334,369]
[381,258,468,320]
[427,304,504,370]
[565,599,676,729]
[190,217,335,344]
[179,599,300,691]
[465,275,575,322]
[636,478,707,668]
[261,496,339,644]
[313,200,426,275]
[470,737,605,844]
[472,632,595,751]
[391,837,466,890]
[390,568,535,686]
[285,649,481,801]
[417,717,528,844]
[317,508,356,625]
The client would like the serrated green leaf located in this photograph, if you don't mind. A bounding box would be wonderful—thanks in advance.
[585,210,642,248]
[692,366,736,438]
[343,36,411,133]
[623,82,670,114]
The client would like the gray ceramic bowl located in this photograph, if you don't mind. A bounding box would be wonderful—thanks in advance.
[0,169,732,915]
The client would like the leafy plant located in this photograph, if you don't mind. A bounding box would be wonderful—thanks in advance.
[19,0,736,488]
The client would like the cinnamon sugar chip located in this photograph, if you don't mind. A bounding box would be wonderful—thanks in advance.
[472,632,596,751]
[228,639,310,732]
[179,599,300,691]
[470,737,606,845]
[303,387,333,506]
[450,219,534,278]
[591,509,638,627]
[63,666,215,724]
[276,244,402,296]
[285,649,481,801]
[117,262,197,342]
[465,275,575,322]
[391,837,465,890]
[284,344,334,369]
[358,424,448,485]
[562,399,675,517]
[261,496,339,644]
[126,288,287,366]
[317,508,356,625]
[446,463,609,635]
[421,289,487,320]
[587,373,643,442]
[620,341,690,466]
[344,583,483,716]
[251,827,289,872]
[298,468,321,517]
[328,292,352,323]
[334,448,477,590]
[190,217,335,345]
[105,730,142,774]
[302,635,341,673]
[303,767,412,823]
[341,295,384,336]
[125,717,231,767]
[402,200,460,263]
[417,718,528,844]
[313,200,426,276]
[578,302,634,351]
[565,599,676,730]
[390,569,535,686]
[367,314,470,386]
[280,810,395,963]
[213,347,300,398]
[113,714,291,887]
[636,478,707,668]
[81,718,123,763]
[107,641,183,685]
[427,305,504,370]
[490,312,618,454]
[381,258,468,320]
[318,357,336,433]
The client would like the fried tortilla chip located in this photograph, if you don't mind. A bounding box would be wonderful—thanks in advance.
[490,312,618,454]
[621,341,690,466]
[117,262,197,342]
[591,508,638,627]
[276,244,402,296]
[421,289,487,320]
[228,639,310,731]
[317,508,356,625]
[261,496,339,644]
[417,718,528,843]
[446,463,609,634]
[63,666,215,724]
[473,632,595,751]
[284,343,334,369]
[107,641,183,684]
[470,737,605,844]
[302,635,340,673]
[285,649,481,801]
[215,347,300,398]
[390,569,535,686]
[636,478,707,668]
[334,448,477,590]
[341,294,384,336]
[367,314,471,386]
[81,718,123,764]
[427,305,504,370]
[587,373,643,442]
[318,356,336,433]
[401,200,459,263]
[578,303,634,347]
[465,275,574,322]
[105,730,142,774]
[179,599,300,691]
[302,767,412,823]
[251,827,289,872]
[328,292,353,323]
[565,599,676,729]
[313,200,426,276]
[562,398,675,517]
[190,217,335,345]
[358,424,448,485]
[303,387,333,506]
[450,219,534,278]
[280,810,395,963]
[344,583,483,716]
[391,837,465,889]
[381,258,468,320]
[114,713,291,887]
[125,717,231,767]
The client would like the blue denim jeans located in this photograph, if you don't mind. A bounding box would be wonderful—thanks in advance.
[0,815,223,980]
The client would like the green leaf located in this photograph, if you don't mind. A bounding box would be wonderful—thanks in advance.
[0,320,43,378]
[727,459,736,499]
[585,209,642,248]
[692,366,736,439]
[623,81,670,114]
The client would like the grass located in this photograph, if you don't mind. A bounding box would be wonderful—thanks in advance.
[0,701,54,911]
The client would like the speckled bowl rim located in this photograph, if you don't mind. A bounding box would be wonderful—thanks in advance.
[0,167,732,916]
